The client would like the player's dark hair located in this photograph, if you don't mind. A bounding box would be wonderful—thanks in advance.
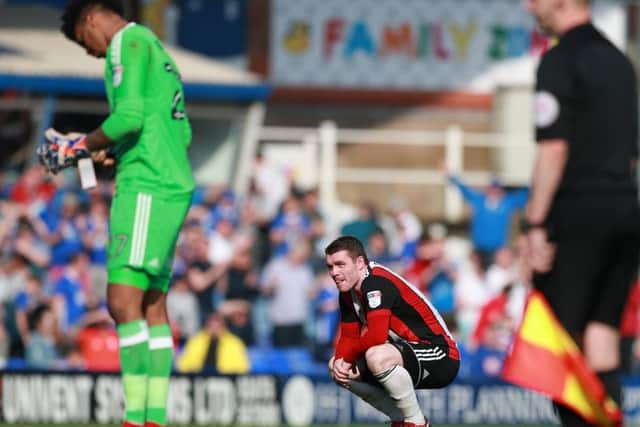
[61,0,124,41]
[325,236,370,265]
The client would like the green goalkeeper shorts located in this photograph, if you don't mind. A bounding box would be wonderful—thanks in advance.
[107,191,191,292]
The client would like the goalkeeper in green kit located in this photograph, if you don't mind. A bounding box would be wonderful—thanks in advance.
[37,1,194,426]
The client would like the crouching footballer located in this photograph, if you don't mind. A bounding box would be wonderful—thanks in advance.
[325,236,460,427]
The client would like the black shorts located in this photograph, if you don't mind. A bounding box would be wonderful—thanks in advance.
[534,194,640,334]
[356,341,459,389]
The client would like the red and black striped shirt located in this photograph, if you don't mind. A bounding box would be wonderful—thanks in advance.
[335,262,459,363]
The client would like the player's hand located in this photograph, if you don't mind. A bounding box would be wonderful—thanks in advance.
[328,356,336,378]
[332,358,359,387]
[527,227,556,273]
[38,128,89,174]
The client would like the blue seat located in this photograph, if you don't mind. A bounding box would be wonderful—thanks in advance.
[248,347,272,374]
[6,357,27,370]
[248,347,329,376]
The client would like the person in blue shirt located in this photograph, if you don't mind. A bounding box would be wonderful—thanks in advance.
[51,251,89,334]
[269,193,311,257]
[447,172,529,268]
[40,192,84,271]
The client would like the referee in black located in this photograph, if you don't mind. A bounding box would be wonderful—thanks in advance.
[524,0,640,425]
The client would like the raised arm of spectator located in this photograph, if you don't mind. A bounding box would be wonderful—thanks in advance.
[24,212,54,243]
[187,263,228,292]
[507,187,531,210]
[32,214,62,246]
[13,237,50,268]
[15,305,30,346]
[448,174,482,203]
[260,261,277,297]
[0,202,19,247]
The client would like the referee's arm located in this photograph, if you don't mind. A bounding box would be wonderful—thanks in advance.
[526,139,568,273]
[526,139,568,226]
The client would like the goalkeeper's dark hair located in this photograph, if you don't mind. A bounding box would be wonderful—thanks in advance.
[61,0,124,41]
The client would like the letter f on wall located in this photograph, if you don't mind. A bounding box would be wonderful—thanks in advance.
[324,18,344,58]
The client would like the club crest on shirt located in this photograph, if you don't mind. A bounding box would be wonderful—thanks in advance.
[534,90,559,128]
[367,290,382,308]
[113,65,124,87]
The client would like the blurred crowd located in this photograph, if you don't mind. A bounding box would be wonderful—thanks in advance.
[1,156,638,379]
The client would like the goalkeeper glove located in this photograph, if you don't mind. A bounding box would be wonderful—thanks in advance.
[38,128,89,174]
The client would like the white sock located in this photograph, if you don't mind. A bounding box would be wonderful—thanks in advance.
[348,380,403,422]
[375,365,425,425]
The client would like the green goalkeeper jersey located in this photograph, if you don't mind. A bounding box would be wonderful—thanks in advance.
[102,23,194,198]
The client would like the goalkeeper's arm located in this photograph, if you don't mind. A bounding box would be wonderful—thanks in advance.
[84,127,117,152]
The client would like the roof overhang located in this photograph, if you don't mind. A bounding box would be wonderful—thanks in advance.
[0,28,271,102]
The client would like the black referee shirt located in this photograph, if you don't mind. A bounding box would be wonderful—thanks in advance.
[535,23,638,194]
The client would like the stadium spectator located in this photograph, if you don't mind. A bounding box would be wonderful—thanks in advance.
[166,274,200,345]
[485,246,519,297]
[251,149,290,224]
[14,274,47,347]
[301,187,327,264]
[269,191,312,257]
[25,304,61,369]
[40,192,84,278]
[185,227,228,323]
[207,218,235,265]
[0,253,32,306]
[51,251,90,334]
[0,200,21,250]
[261,238,315,347]
[9,164,55,210]
[366,227,399,268]
[61,341,86,371]
[326,236,458,427]
[194,186,239,231]
[312,272,340,361]
[217,247,260,346]
[454,250,490,343]
[445,169,528,268]
[404,225,455,316]
[523,0,640,424]
[12,215,51,272]
[77,192,109,297]
[341,201,380,247]
[176,311,250,374]
[470,284,518,352]
[389,198,423,261]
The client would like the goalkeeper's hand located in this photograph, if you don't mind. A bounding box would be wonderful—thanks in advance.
[37,128,89,174]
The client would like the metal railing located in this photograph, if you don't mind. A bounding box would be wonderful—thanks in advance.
[256,121,534,226]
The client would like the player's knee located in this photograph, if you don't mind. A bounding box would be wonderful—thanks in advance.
[365,345,394,374]
[143,296,168,325]
[107,292,140,324]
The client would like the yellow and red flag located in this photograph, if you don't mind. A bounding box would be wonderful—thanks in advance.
[502,290,623,427]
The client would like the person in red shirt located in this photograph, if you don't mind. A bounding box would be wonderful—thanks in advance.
[325,236,459,427]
